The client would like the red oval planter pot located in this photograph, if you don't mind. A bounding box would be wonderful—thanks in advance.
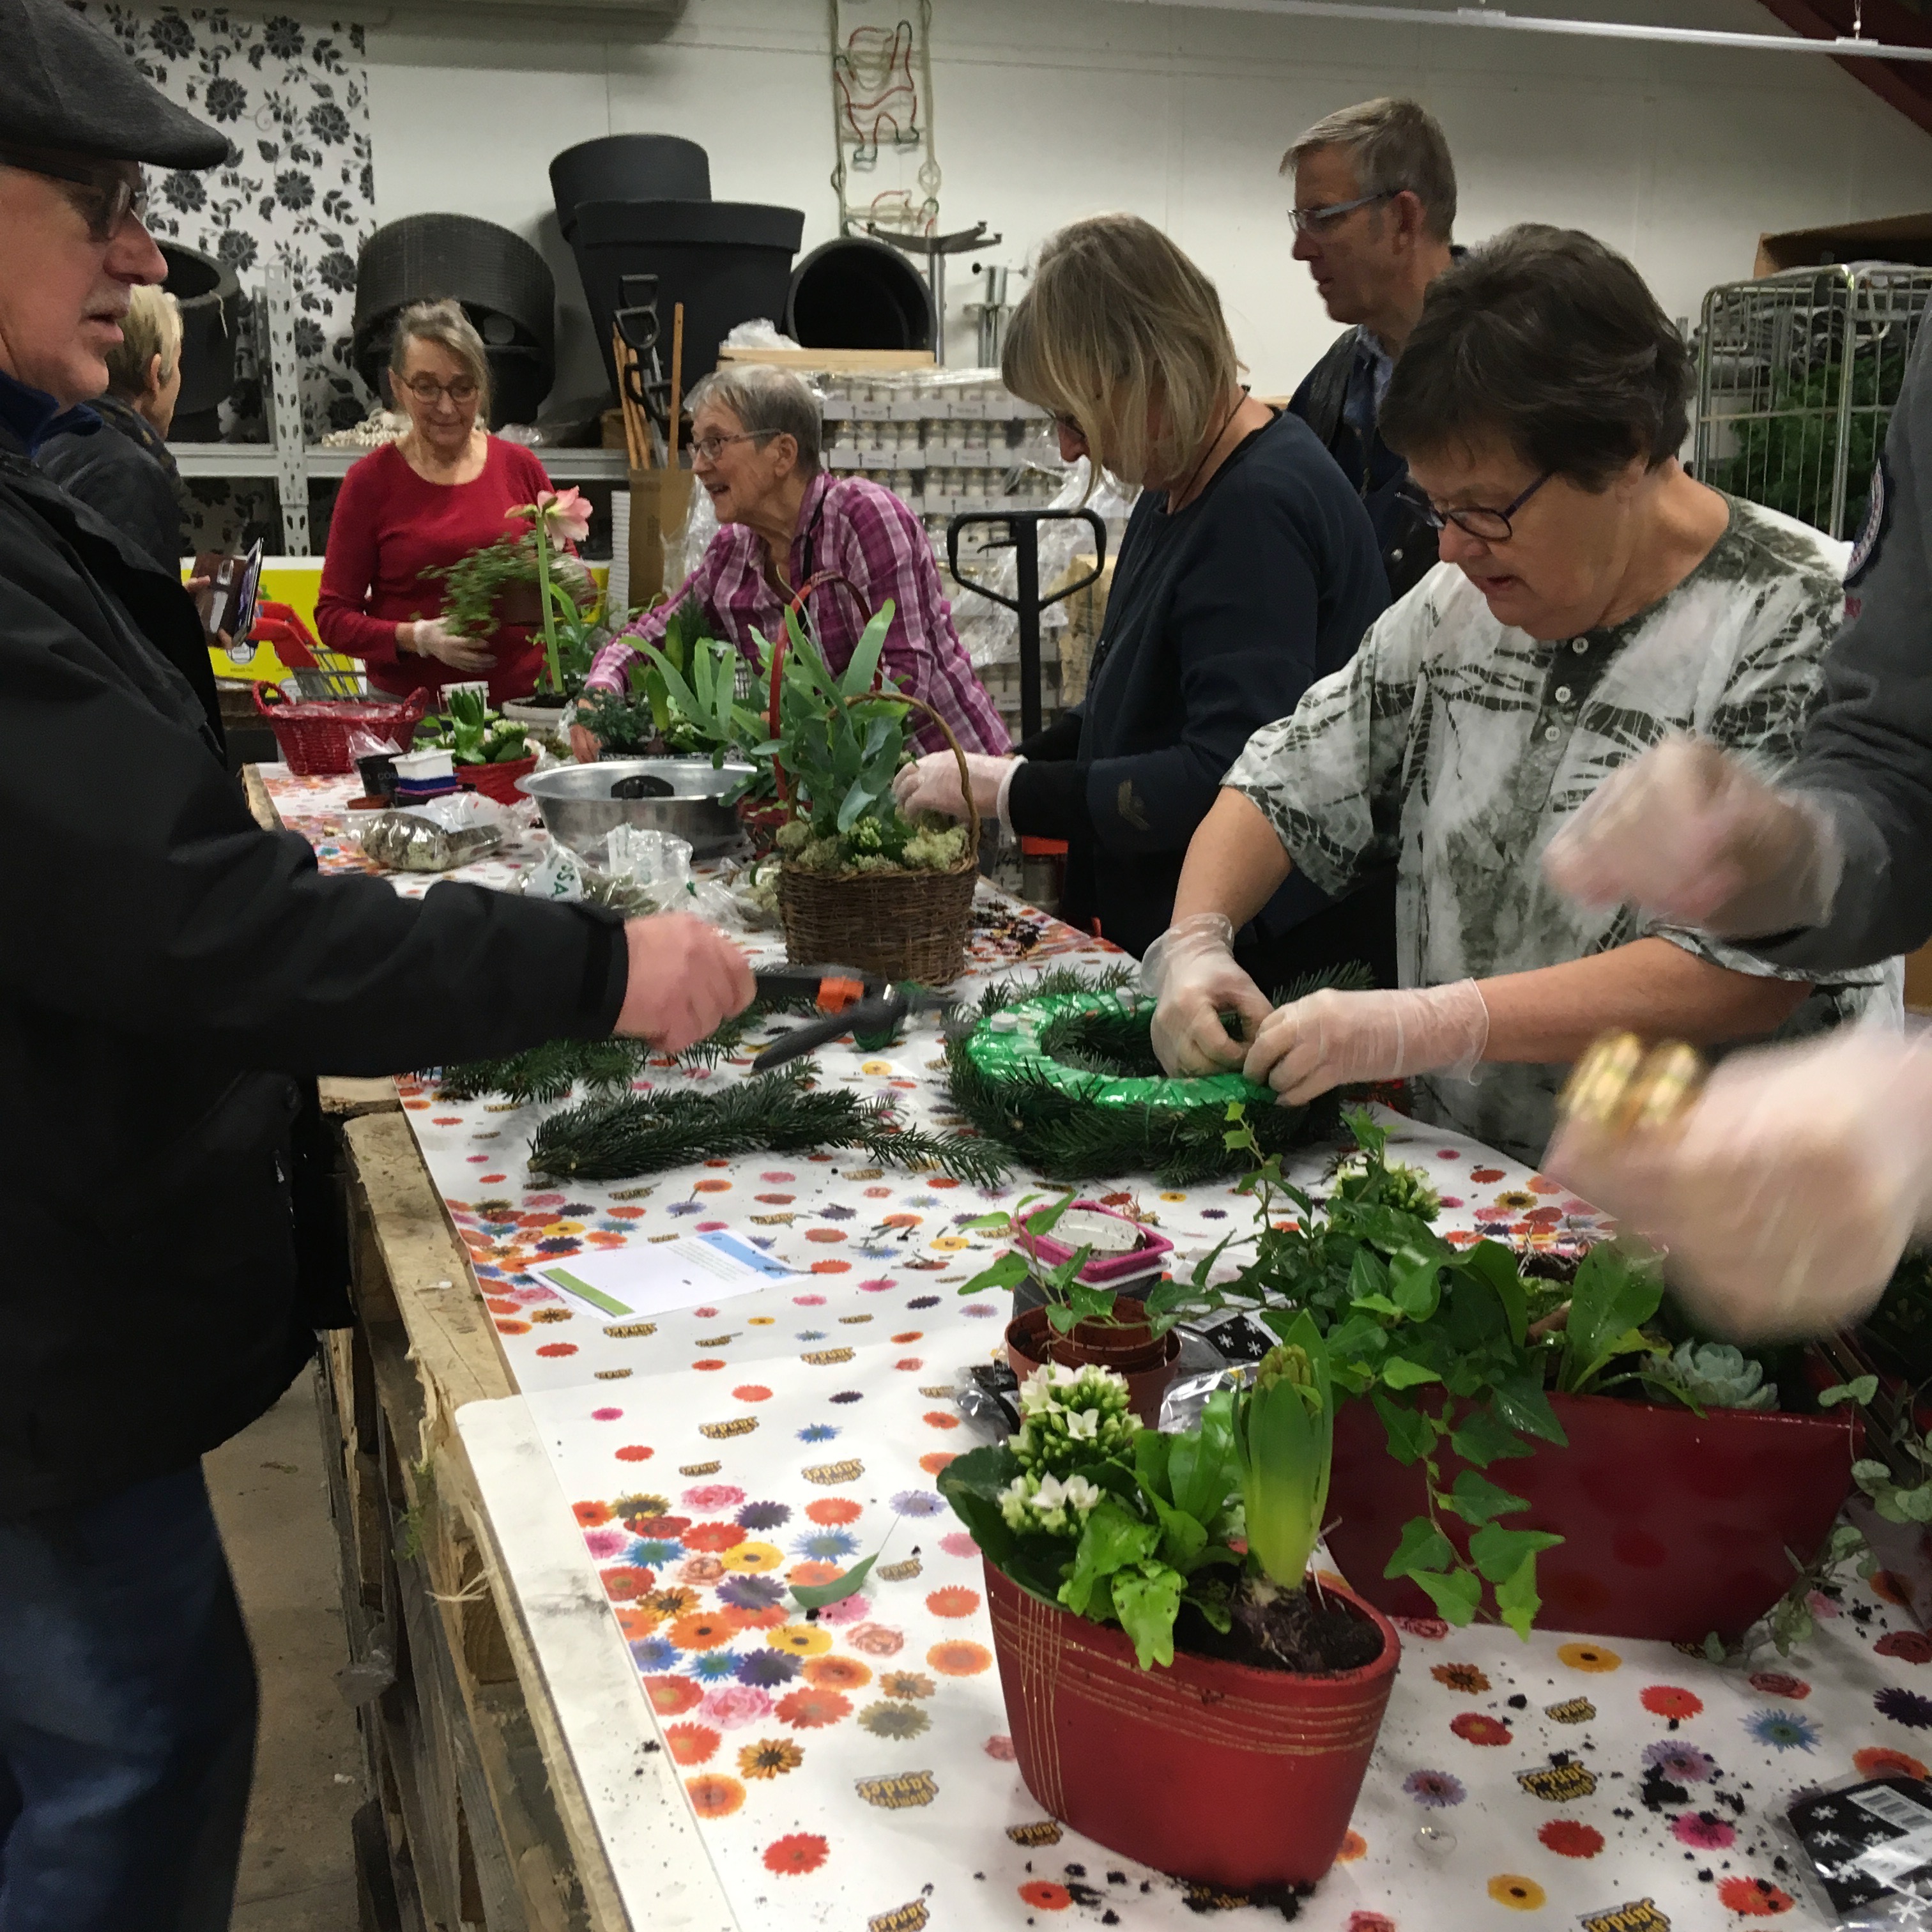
[459,755,538,806]
[1004,1304,1181,1427]
[1326,1390,1856,1644]
[985,1563,1399,1890]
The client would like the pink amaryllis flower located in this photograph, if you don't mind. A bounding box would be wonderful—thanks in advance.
[516,486,592,544]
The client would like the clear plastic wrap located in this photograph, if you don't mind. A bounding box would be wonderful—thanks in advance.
[352,793,508,873]
[1779,1775,1932,1928]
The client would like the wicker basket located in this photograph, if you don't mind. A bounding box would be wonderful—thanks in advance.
[254,684,425,776]
[773,674,981,983]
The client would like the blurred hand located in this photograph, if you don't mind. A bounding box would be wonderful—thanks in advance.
[570,723,602,765]
[893,751,1019,822]
[1542,734,1844,938]
[406,618,495,673]
[1242,981,1491,1104]
[1545,1027,1932,1342]
[1144,914,1272,1075]
[614,914,755,1052]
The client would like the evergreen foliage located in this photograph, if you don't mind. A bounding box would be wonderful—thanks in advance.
[525,1063,1009,1184]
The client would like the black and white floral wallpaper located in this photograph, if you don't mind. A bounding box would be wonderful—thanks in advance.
[83,4,378,441]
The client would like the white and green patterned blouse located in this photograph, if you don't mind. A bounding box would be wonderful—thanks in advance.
[1223,494,1901,1163]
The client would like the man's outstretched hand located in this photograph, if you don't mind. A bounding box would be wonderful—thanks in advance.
[615,915,755,1052]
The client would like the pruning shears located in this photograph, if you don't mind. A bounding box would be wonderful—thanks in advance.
[750,964,962,1072]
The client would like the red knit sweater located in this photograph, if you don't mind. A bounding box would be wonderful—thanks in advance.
[316,437,555,707]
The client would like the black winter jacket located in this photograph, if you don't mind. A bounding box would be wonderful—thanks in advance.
[38,392,190,578]
[0,424,630,1515]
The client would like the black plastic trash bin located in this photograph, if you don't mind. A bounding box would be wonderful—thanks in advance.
[786,235,934,352]
[569,199,804,395]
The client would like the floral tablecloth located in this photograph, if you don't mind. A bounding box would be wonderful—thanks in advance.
[261,762,1932,1932]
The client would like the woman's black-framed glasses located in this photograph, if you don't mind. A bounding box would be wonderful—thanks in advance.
[691,430,762,463]
[399,375,480,405]
[0,146,146,242]
[1421,471,1554,544]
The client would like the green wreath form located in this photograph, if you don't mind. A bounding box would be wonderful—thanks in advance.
[943,968,1361,1186]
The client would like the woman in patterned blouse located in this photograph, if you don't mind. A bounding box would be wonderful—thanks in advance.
[1146,224,1899,1165]
[574,364,1006,760]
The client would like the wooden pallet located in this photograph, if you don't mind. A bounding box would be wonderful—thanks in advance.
[314,1111,633,1932]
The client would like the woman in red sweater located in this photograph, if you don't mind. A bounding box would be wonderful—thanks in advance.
[318,299,555,707]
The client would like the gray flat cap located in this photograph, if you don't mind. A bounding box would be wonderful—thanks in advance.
[3,0,227,168]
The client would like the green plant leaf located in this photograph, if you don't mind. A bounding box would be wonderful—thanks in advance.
[1379,1356,1442,1391]
[1411,1567,1483,1625]
[838,604,894,698]
[1819,1376,1879,1408]
[1110,1563,1184,1670]
[1370,1388,1438,1466]
[1491,1368,1568,1447]
[1468,1522,1563,1586]
[790,1551,880,1609]
[1389,1244,1444,1321]
[1060,1501,1159,1618]
[1491,1547,1544,1641]
[1457,1240,1529,1347]
[956,1252,1031,1297]
[1441,1468,1530,1526]
[1448,1406,1535,1468]
[1383,1515,1455,1580]
[1559,1244,1663,1394]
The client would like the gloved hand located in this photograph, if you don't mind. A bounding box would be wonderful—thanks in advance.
[614,914,756,1051]
[1242,981,1490,1104]
[1542,734,1844,938]
[570,723,602,765]
[892,751,1021,827]
[402,618,496,673]
[1145,914,1273,1075]
[1545,1027,1932,1342]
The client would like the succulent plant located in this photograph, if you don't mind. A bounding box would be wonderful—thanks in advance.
[1660,1340,1777,1412]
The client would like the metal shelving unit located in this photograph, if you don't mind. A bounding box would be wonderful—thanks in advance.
[167,266,627,555]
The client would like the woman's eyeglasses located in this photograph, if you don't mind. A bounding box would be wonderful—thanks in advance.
[0,146,147,243]
[690,430,762,464]
[1421,471,1554,544]
[399,376,480,405]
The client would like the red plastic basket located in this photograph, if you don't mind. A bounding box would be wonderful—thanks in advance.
[253,684,427,776]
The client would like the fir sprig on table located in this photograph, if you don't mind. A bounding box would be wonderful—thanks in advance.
[433,999,818,1103]
[525,1063,1008,1184]
[942,963,1370,1186]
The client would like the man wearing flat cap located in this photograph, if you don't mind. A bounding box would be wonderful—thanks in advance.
[0,4,755,1926]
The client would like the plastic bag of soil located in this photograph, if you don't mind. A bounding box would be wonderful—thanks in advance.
[353,793,507,873]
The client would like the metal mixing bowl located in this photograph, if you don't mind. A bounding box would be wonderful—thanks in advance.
[518,759,754,859]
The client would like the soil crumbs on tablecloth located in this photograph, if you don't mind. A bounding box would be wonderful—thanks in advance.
[1177,1583,1383,1675]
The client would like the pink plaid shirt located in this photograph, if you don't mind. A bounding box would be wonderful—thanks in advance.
[585,472,1009,757]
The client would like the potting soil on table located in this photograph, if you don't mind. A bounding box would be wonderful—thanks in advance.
[322,756,1932,1931]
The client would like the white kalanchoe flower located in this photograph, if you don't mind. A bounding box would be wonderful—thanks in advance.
[1059,1473,1103,1515]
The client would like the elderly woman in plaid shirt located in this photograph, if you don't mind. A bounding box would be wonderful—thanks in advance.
[573,364,1008,760]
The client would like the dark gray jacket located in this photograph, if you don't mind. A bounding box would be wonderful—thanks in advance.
[1758,323,1932,972]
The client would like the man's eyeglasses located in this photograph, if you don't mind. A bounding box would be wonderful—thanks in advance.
[0,146,147,243]
[398,375,480,405]
[1288,190,1395,236]
[1420,471,1554,544]
[691,430,763,463]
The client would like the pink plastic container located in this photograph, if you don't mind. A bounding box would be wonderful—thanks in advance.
[1014,1199,1174,1289]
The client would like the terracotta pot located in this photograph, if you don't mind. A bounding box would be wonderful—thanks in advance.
[1326,1390,1856,1643]
[985,1563,1399,1890]
[1005,1303,1181,1427]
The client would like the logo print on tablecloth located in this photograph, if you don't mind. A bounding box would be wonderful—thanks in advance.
[699,1418,759,1439]
[604,1322,657,1338]
[1518,1762,1597,1802]
[802,1459,865,1484]
[855,1770,937,1809]
[678,1461,723,1476]
[1577,1903,1669,1932]
[1545,1698,1595,1723]
[1007,1820,1062,1846]
[867,1903,929,1932]
[802,1347,857,1365]
[877,1558,923,1582]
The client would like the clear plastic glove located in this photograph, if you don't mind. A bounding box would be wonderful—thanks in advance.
[405,618,496,673]
[570,723,602,764]
[1145,914,1273,1075]
[892,751,1020,824]
[1542,734,1844,938]
[1243,981,1490,1104]
[613,914,755,1051]
[1544,1027,1932,1342]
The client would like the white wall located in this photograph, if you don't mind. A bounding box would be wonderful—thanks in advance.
[365,0,1932,405]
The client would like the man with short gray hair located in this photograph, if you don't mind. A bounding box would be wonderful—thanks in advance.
[1284,96,1459,598]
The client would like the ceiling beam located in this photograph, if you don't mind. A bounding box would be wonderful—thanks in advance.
[1758,0,1932,134]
